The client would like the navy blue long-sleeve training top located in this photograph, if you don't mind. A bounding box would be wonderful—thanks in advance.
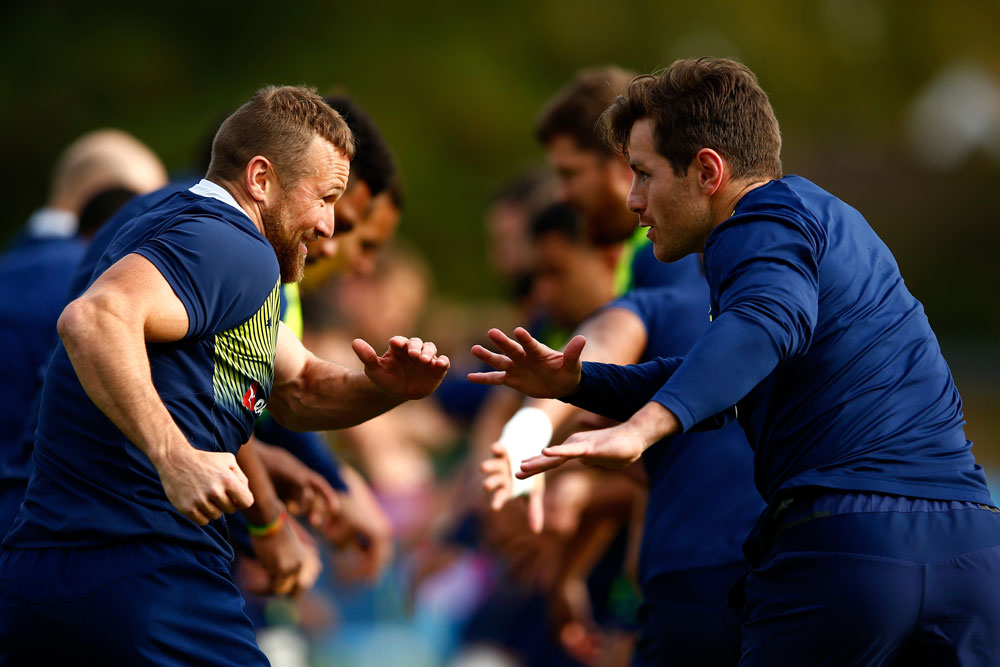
[565,175,991,506]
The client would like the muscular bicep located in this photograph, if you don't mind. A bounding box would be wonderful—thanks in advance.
[79,252,189,343]
[576,307,648,365]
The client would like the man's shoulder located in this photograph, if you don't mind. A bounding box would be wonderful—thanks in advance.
[709,176,831,254]
[125,190,268,259]
[736,176,820,217]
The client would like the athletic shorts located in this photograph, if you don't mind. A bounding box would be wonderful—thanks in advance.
[0,480,26,539]
[0,541,268,666]
[736,492,1000,667]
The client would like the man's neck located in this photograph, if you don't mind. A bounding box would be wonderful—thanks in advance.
[205,176,264,233]
[712,177,771,224]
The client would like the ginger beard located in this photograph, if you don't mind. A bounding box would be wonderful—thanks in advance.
[262,195,308,284]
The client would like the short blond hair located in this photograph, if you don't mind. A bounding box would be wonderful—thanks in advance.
[207,85,355,186]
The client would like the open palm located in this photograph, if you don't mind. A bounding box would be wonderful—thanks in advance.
[468,327,586,399]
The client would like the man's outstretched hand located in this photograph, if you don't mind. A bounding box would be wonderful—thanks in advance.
[354,336,450,400]
[468,327,586,399]
[481,440,546,534]
[515,402,681,479]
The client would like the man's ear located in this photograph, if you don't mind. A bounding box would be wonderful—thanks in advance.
[694,148,726,196]
[245,155,278,204]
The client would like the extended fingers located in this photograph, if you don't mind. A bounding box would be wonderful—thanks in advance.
[487,328,526,358]
[480,456,507,476]
[467,370,508,386]
[483,470,509,493]
[539,440,591,459]
[516,454,570,477]
[511,327,544,354]
[470,343,512,370]
[528,481,545,534]
[485,480,511,510]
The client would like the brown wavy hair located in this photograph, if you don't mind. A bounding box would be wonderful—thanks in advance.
[600,58,782,180]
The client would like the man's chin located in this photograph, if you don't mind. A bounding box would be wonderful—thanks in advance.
[279,259,306,284]
[653,244,688,264]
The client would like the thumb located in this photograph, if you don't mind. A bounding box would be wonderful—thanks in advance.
[352,338,379,367]
[528,475,545,534]
[562,334,587,365]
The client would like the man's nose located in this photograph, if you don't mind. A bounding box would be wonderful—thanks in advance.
[316,210,335,239]
[626,179,644,213]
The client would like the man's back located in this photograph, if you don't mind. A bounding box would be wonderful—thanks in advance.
[699,175,987,503]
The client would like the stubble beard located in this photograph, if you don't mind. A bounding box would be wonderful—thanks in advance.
[261,199,305,284]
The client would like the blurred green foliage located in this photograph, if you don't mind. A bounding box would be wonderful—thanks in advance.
[1,0,998,459]
[1,0,998,338]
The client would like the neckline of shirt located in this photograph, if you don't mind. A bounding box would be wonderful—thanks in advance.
[188,179,254,222]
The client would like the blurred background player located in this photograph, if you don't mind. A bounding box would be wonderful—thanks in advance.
[535,66,702,293]
[0,129,167,535]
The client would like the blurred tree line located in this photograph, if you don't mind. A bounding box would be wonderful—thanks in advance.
[1,0,997,341]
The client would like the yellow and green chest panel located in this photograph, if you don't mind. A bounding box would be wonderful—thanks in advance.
[212,278,281,418]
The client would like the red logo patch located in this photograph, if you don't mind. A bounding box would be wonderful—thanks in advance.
[242,381,266,416]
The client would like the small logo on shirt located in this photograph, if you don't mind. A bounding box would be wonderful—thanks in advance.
[709,305,714,323]
[241,381,267,416]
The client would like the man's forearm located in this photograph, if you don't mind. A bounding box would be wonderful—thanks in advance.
[562,356,685,422]
[237,439,284,526]
[267,357,402,432]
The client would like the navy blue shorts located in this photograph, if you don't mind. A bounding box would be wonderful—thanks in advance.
[0,480,26,539]
[632,561,747,666]
[0,541,268,666]
[737,493,1000,666]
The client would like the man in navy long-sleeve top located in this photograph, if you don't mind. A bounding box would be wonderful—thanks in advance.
[470,57,1000,665]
